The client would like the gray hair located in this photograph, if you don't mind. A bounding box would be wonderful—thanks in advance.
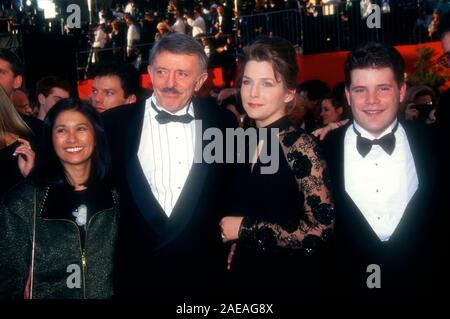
[149,33,208,72]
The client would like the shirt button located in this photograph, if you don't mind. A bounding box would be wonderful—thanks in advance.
[377,217,381,220]
[177,186,181,189]
[376,189,379,193]
[375,163,378,166]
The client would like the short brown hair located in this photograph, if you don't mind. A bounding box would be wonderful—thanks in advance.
[344,42,405,88]
[241,36,298,91]
[36,76,72,98]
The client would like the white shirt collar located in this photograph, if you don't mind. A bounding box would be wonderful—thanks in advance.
[150,94,195,117]
[353,118,398,140]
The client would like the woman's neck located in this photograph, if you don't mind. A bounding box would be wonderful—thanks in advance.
[256,113,287,128]
[64,162,91,191]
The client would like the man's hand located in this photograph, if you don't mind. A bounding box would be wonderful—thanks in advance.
[312,125,335,141]
[312,119,349,141]
[405,103,419,121]
[219,216,243,243]
[216,87,238,105]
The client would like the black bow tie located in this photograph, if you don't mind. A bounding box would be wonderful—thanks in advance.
[151,101,194,124]
[354,123,398,157]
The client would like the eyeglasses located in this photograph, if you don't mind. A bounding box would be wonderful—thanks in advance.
[437,52,450,68]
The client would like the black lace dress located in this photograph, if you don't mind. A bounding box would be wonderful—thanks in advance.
[228,116,334,298]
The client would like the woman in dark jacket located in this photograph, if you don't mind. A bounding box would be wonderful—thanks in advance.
[0,98,118,299]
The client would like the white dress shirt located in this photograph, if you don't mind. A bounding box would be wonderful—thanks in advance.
[93,26,107,48]
[187,16,206,38]
[127,23,140,54]
[138,95,196,217]
[218,15,223,32]
[124,3,135,16]
[344,120,418,241]
[172,18,186,34]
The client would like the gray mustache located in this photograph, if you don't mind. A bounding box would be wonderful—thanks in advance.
[161,87,181,94]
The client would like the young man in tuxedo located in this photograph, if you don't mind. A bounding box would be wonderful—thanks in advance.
[322,42,443,299]
[102,32,237,299]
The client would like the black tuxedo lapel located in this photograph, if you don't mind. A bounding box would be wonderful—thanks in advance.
[324,124,354,217]
[124,100,168,236]
[402,121,436,193]
[388,121,437,242]
[157,99,213,248]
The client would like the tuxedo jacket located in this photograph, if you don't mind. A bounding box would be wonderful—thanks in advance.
[102,98,237,299]
[322,120,445,299]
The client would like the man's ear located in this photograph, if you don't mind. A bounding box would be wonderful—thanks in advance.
[13,75,22,90]
[147,65,153,82]
[399,82,407,104]
[345,87,351,107]
[127,94,137,104]
[194,72,208,92]
[37,93,46,106]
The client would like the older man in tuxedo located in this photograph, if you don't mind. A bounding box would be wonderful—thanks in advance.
[323,42,443,299]
[102,33,236,299]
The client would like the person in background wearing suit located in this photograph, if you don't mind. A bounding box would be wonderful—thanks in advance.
[90,62,140,113]
[322,42,443,300]
[102,32,237,299]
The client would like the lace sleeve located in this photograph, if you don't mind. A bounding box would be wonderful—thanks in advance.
[238,130,334,255]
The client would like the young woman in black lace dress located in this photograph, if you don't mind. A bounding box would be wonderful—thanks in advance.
[219,37,335,299]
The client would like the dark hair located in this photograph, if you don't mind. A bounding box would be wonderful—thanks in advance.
[36,76,72,98]
[321,93,342,110]
[31,98,111,189]
[344,42,405,87]
[124,13,135,22]
[93,62,141,98]
[149,32,208,72]
[241,36,298,90]
[438,11,450,39]
[221,93,245,115]
[0,49,24,77]
[331,81,348,108]
[297,79,330,101]
[401,84,437,114]
[320,92,350,120]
